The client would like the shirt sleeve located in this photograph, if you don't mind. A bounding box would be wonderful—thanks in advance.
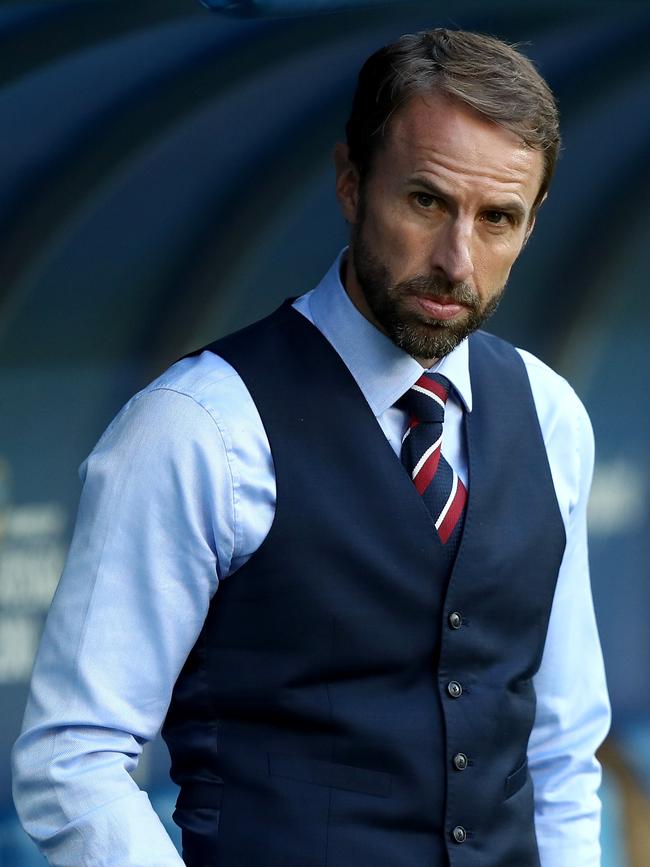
[525,359,611,867]
[11,381,240,866]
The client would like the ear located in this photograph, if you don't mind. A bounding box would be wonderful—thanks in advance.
[333,142,361,224]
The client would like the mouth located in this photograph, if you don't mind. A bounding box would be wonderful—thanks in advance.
[411,294,468,321]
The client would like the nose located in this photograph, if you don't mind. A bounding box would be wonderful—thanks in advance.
[430,220,474,284]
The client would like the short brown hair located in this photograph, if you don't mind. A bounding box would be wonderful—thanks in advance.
[346,28,560,206]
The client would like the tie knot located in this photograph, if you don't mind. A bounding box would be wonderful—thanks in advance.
[401,372,450,423]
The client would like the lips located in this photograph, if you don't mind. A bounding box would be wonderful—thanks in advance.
[413,295,467,321]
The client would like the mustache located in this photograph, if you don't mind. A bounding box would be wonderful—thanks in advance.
[395,275,479,308]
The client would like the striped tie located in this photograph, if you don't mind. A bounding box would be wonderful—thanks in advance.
[400,373,467,550]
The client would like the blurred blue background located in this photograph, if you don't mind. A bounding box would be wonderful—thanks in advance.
[0,0,648,863]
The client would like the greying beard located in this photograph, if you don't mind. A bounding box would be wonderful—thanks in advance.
[352,229,505,360]
[388,285,503,359]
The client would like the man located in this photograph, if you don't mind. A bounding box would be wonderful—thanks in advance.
[12,28,610,867]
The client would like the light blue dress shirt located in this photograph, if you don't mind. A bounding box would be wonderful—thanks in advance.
[12,252,611,866]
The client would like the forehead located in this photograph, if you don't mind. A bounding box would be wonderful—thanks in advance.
[377,93,544,207]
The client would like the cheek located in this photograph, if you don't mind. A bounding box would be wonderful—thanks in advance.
[476,241,523,292]
[363,188,423,246]
[371,208,433,267]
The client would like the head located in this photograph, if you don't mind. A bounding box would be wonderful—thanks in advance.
[335,28,560,364]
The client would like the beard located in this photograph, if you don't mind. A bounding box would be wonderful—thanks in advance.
[351,224,505,361]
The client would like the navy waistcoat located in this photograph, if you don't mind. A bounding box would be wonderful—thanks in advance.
[162,303,566,867]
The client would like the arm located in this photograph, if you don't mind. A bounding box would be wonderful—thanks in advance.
[11,360,262,866]
[526,365,611,866]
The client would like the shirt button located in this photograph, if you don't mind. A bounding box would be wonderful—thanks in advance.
[447,680,463,698]
[453,752,468,771]
[448,611,462,629]
[452,825,467,844]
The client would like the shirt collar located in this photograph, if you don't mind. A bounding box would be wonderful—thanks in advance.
[306,249,473,416]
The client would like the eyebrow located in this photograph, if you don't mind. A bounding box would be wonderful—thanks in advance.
[406,175,528,223]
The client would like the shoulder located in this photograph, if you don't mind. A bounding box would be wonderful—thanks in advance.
[472,331,592,446]
[114,351,256,435]
[470,333,593,517]
[89,350,262,473]
[515,347,594,520]
[470,331,593,452]
[515,347,593,450]
[145,349,252,420]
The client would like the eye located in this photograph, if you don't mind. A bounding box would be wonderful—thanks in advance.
[482,210,511,226]
[414,192,438,209]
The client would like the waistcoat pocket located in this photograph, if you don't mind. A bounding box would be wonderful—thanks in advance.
[504,759,529,799]
[268,753,392,797]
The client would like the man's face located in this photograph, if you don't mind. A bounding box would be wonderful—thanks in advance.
[335,93,544,365]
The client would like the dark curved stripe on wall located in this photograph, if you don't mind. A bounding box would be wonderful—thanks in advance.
[0,23,377,367]
[202,0,650,15]
[0,16,272,323]
[0,0,194,85]
[199,0,399,16]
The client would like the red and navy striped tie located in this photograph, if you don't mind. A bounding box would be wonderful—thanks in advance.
[400,373,467,551]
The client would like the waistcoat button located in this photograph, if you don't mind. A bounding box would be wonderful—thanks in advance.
[447,680,463,698]
[453,752,468,770]
[452,825,467,843]
[448,611,462,629]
